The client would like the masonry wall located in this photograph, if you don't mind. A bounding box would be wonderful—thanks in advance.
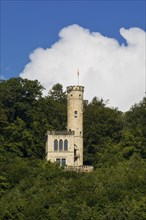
[67,86,84,166]
[46,134,75,166]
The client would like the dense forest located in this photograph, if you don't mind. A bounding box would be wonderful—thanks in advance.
[0,78,146,219]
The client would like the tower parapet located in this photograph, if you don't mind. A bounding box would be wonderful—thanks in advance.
[67,86,84,93]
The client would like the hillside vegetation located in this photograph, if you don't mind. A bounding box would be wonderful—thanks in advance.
[0,78,146,219]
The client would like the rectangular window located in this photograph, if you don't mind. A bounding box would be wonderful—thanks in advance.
[56,158,60,165]
[62,158,66,166]
[56,158,66,166]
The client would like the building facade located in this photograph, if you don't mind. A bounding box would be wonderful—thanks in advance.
[45,85,84,167]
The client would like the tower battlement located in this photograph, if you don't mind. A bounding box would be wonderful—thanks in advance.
[67,86,84,93]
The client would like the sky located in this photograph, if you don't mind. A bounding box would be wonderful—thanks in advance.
[1,0,146,111]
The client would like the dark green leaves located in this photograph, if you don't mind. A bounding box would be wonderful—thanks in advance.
[0,78,146,219]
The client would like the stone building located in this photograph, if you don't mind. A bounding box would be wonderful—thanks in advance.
[45,85,93,171]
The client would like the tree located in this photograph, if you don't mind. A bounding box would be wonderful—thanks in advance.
[0,78,44,123]
[122,97,146,158]
[48,83,66,102]
[1,78,146,219]
[83,97,123,165]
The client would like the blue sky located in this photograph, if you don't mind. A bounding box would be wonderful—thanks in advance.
[1,0,146,79]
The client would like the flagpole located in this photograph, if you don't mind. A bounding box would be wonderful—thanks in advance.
[77,69,79,85]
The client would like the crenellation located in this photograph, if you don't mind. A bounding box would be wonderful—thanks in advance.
[67,85,84,93]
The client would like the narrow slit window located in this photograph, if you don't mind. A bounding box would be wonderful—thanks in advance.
[74,111,77,118]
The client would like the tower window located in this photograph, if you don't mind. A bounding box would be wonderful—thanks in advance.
[74,111,77,118]
[64,139,68,151]
[59,139,63,151]
[54,139,58,151]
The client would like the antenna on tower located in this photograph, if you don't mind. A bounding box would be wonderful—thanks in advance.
[77,69,79,85]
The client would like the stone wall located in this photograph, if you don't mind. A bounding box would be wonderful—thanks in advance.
[67,85,84,166]
[64,165,94,172]
[46,134,75,166]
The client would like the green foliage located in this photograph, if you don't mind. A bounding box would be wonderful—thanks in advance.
[0,79,67,158]
[48,83,66,102]
[123,97,146,158]
[0,78,146,219]
[0,155,146,219]
[83,97,123,166]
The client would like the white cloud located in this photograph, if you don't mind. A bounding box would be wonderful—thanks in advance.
[20,24,146,111]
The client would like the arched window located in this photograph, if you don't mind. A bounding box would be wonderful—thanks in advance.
[59,139,63,151]
[54,139,58,151]
[64,139,68,151]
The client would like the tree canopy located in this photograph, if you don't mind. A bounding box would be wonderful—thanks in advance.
[0,78,146,219]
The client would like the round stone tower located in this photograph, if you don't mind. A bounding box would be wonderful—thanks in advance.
[67,85,84,166]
